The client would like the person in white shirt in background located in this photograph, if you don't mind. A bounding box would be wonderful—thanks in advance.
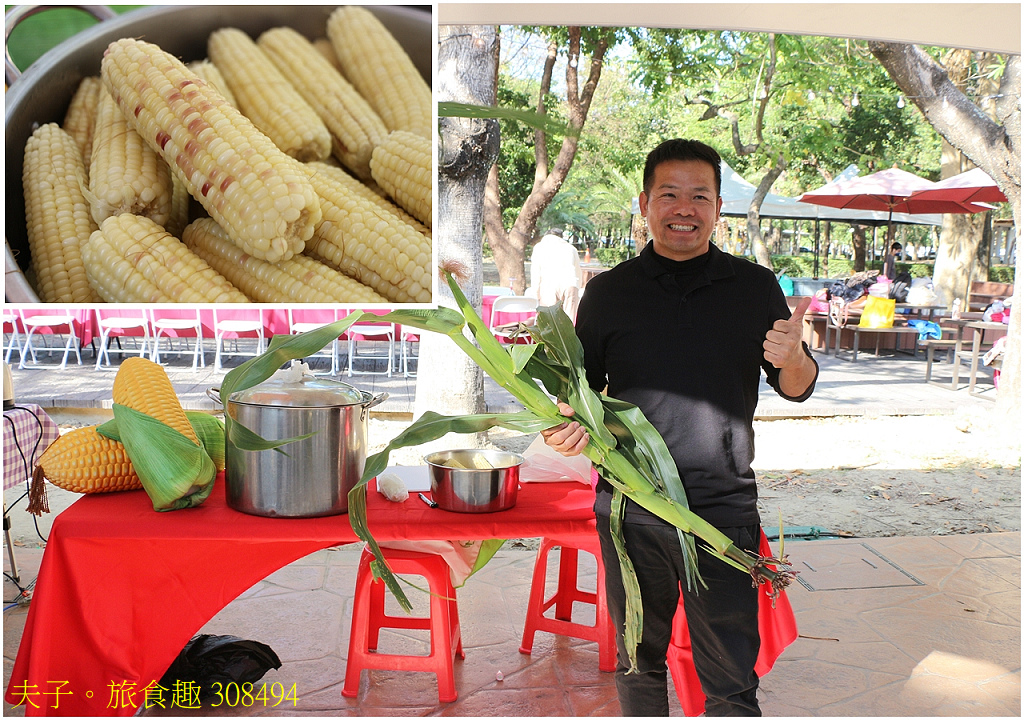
[530,227,584,322]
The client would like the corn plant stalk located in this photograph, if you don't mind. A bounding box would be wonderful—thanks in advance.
[344,266,795,670]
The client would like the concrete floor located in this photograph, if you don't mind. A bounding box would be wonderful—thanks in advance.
[4,532,1019,717]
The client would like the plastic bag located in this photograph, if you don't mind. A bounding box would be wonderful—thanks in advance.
[159,634,282,699]
[858,296,895,328]
[776,273,794,297]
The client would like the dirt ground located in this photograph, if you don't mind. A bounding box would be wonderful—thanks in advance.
[373,404,1022,540]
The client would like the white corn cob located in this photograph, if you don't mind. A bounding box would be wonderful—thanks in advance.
[258,26,387,180]
[62,76,103,170]
[87,87,173,227]
[304,162,432,303]
[207,27,331,162]
[82,213,249,303]
[101,37,322,263]
[370,130,432,228]
[326,6,432,139]
[183,218,389,303]
[22,123,103,303]
[186,59,239,108]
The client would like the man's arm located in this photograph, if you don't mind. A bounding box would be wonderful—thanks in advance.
[764,296,818,398]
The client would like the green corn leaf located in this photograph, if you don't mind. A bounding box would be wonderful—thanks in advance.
[510,343,540,375]
[468,538,506,582]
[184,412,225,471]
[226,416,318,454]
[111,403,216,511]
[610,490,642,672]
[438,101,580,138]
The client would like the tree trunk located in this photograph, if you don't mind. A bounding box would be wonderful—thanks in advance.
[632,212,648,255]
[852,225,867,272]
[484,27,609,294]
[419,25,500,449]
[869,42,1020,417]
[747,153,786,269]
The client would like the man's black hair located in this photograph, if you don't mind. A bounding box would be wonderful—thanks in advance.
[891,242,903,251]
[643,139,722,197]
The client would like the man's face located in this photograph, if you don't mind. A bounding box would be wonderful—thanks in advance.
[638,159,723,262]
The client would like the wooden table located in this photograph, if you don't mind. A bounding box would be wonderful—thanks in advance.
[926,319,1007,393]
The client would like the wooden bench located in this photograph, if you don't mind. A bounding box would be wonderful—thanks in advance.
[968,281,1013,312]
[833,324,921,362]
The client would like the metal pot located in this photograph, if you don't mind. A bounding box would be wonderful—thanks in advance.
[211,375,387,518]
[4,4,431,301]
[425,449,524,513]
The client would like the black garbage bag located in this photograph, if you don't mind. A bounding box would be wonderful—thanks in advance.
[159,634,282,700]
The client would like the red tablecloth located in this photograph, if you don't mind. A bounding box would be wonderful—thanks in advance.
[5,476,596,716]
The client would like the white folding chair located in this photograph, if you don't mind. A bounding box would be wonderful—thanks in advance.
[2,312,22,364]
[287,308,340,375]
[483,285,514,297]
[213,308,266,371]
[149,308,206,371]
[488,295,539,344]
[18,308,83,370]
[346,310,395,377]
[399,326,420,378]
[94,308,151,370]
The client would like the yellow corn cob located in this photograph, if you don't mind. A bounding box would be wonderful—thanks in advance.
[183,217,389,303]
[165,171,191,238]
[257,26,387,180]
[304,162,432,303]
[112,357,216,512]
[370,130,432,228]
[113,357,198,444]
[326,6,431,139]
[87,87,173,227]
[101,37,322,263]
[62,76,103,169]
[22,123,103,303]
[312,37,341,70]
[207,27,331,162]
[35,426,140,494]
[186,59,238,108]
[82,213,249,303]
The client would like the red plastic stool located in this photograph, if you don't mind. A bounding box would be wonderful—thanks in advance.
[343,546,464,703]
[519,535,616,672]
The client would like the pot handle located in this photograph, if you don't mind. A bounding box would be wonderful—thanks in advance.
[5,5,118,85]
[360,391,389,421]
[206,387,223,406]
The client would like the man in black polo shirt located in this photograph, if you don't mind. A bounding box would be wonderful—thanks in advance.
[543,139,818,716]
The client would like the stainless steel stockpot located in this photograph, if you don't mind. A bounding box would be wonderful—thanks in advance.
[215,375,387,518]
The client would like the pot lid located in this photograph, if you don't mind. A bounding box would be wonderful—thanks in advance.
[229,374,365,408]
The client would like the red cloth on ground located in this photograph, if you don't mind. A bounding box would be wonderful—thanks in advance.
[667,531,799,716]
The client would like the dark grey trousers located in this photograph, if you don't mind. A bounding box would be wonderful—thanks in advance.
[597,515,762,716]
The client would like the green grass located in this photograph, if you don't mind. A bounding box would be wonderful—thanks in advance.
[5,6,146,73]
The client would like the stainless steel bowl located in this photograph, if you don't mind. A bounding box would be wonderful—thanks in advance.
[424,449,523,513]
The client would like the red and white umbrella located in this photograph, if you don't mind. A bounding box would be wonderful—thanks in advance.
[799,167,994,241]
[908,167,1008,206]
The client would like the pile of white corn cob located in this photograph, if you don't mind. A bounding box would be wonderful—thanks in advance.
[21,6,432,305]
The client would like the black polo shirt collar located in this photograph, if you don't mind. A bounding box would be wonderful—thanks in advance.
[638,241,737,296]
